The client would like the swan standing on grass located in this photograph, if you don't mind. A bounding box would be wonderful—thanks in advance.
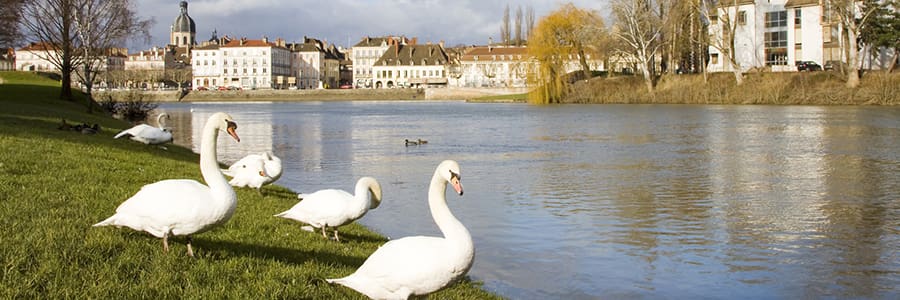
[221,152,283,192]
[275,177,382,242]
[113,113,173,145]
[327,160,472,299]
[94,112,241,257]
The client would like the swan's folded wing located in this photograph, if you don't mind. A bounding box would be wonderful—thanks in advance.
[116,179,213,223]
[354,237,451,290]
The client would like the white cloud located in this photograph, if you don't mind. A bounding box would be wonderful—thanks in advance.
[131,0,608,50]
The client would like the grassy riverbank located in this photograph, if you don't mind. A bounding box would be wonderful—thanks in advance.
[0,71,499,299]
[563,71,900,105]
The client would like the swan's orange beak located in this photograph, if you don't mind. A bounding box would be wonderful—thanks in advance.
[451,178,463,196]
[226,121,240,142]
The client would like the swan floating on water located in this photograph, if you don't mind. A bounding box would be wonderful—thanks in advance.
[327,160,472,299]
[113,113,173,145]
[222,152,283,192]
[94,112,241,257]
[275,177,382,242]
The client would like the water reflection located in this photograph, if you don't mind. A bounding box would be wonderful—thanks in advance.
[159,102,900,299]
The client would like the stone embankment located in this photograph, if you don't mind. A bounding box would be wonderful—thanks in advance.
[94,87,528,102]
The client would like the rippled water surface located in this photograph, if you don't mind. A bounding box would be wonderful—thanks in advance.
[160,101,900,299]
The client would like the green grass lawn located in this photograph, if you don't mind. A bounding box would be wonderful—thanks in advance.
[0,71,500,299]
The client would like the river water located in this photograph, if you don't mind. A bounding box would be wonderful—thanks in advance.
[159,101,900,299]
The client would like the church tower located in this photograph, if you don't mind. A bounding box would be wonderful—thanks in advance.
[170,1,196,47]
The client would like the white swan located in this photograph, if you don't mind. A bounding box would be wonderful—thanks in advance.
[327,160,471,299]
[275,177,382,242]
[94,112,241,257]
[113,113,173,145]
[221,152,283,191]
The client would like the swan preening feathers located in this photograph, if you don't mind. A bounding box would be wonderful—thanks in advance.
[327,160,472,299]
[94,112,240,257]
[113,113,173,145]
[222,152,283,191]
[275,177,382,242]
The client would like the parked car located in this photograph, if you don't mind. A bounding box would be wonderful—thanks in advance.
[823,60,845,71]
[339,84,352,89]
[795,61,822,71]
[196,86,208,91]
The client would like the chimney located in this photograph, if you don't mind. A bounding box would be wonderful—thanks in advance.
[439,40,445,49]
[262,36,268,44]
[488,37,493,52]
[411,37,418,45]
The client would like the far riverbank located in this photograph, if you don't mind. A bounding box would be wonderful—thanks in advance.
[94,86,529,102]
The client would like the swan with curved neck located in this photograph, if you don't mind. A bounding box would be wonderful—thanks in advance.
[95,112,240,257]
[275,177,381,242]
[327,160,472,299]
[113,113,173,145]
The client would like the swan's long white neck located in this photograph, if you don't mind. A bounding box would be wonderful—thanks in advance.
[199,118,231,199]
[353,180,373,212]
[156,114,167,129]
[428,170,472,249]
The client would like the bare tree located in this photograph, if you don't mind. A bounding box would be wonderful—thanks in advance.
[526,5,535,41]
[20,0,80,101]
[72,0,151,111]
[826,0,879,87]
[695,0,744,85]
[501,4,511,46]
[0,0,26,48]
[515,6,523,46]
[19,0,151,103]
[611,0,666,93]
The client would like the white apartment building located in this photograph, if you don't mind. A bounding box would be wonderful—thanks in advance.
[15,42,61,72]
[372,42,449,89]
[351,36,407,88]
[290,38,341,89]
[192,37,292,90]
[457,46,530,88]
[15,42,126,75]
[707,0,894,72]
[125,47,168,70]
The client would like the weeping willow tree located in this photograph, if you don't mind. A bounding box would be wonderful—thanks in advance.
[527,3,607,104]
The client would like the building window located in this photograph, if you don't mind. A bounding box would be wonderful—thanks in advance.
[711,53,719,65]
[794,10,801,28]
[764,31,788,65]
[738,11,747,25]
[765,11,787,28]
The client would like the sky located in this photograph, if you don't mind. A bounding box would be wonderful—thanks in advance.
[131,0,610,51]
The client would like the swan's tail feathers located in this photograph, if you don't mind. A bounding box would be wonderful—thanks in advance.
[113,131,131,139]
[273,211,288,218]
[93,215,116,227]
[297,193,306,199]
[327,276,402,300]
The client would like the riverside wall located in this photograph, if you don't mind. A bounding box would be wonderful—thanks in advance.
[94,87,528,102]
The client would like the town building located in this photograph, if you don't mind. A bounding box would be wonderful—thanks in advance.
[372,40,450,89]
[171,1,196,48]
[289,37,343,89]
[192,37,292,90]
[707,0,895,72]
[351,36,408,88]
[456,46,530,88]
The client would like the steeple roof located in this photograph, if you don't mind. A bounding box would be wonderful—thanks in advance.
[172,1,195,33]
